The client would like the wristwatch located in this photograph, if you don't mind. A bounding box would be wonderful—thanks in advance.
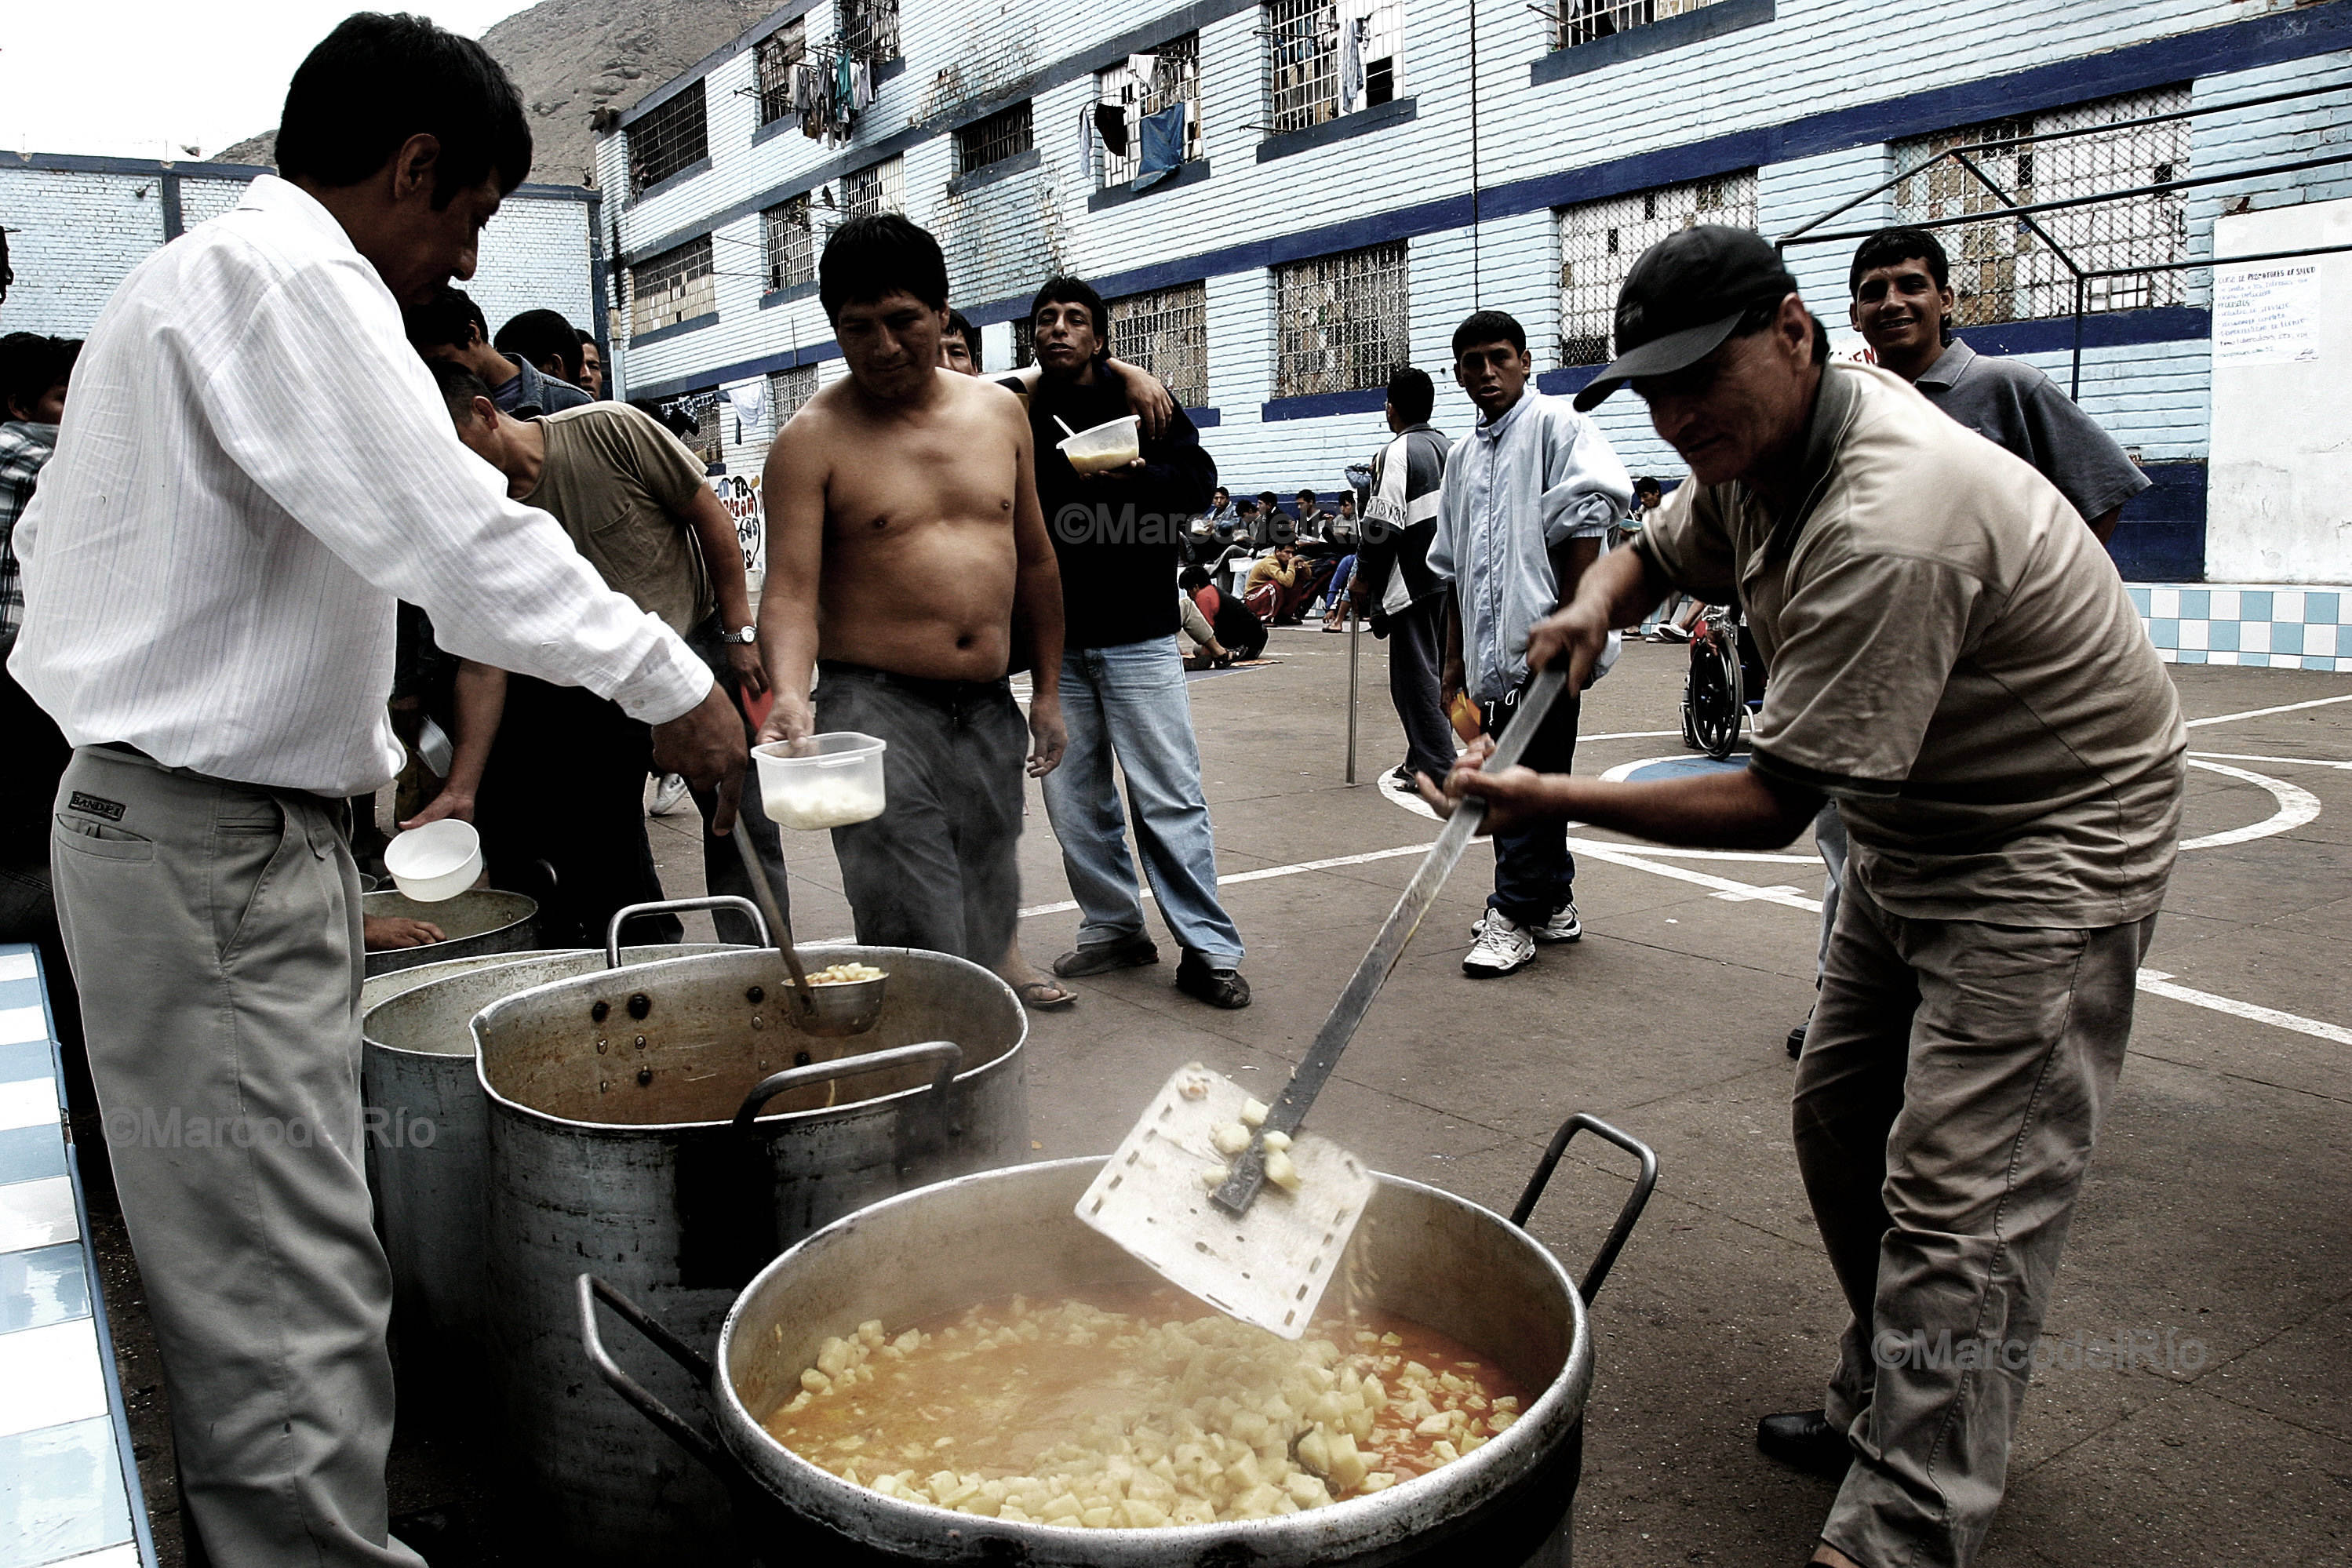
[721,625,758,645]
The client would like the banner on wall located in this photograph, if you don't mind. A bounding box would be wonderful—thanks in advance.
[713,473,764,578]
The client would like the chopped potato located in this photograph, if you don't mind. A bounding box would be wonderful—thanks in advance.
[1264,1148,1302,1191]
[1211,1122,1251,1157]
[1261,1130,1292,1153]
[1240,1097,1270,1127]
[807,962,887,985]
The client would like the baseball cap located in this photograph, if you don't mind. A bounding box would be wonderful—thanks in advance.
[1573,226,1803,411]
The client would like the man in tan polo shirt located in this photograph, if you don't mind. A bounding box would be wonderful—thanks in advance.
[1427,227,2183,1568]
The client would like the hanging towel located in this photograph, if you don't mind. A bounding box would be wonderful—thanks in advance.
[853,58,874,111]
[726,379,770,432]
[1134,103,1185,190]
[835,50,855,118]
[1076,105,1095,183]
[1127,53,1159,84]
[1093,102,1129,159]
[1339,16,1367,115]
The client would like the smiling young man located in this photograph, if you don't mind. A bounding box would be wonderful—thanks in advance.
[1430,226,2184,1568]
[757,216,1067,970]
[9,15,742,1564]
[1428,309,1631,978]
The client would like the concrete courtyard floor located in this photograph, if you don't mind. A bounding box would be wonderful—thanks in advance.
[105,629,2352,1564]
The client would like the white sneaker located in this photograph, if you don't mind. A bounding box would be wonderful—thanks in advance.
[1462,910,1536,977]
[1532,901,1582,944]
[650,773,690,815]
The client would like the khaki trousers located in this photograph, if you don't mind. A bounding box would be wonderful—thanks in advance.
[1795,869,2157,1568]
[51,748,421,1567]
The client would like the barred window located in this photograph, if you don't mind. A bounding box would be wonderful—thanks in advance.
[1095,35,1203,190]
[1011,318,1036,369]
[842,0,901,64]
[763,197,814,294]
[628,236,716,339]
[1109,282,1210,408]
[657,388,723,467]
[1893,87,2191,324]
[770,364,820,427]
[1265,0,1405,136]
[1556,172,1757,366]
[840,155,905,220]
[755,20,807,126]
[957,102,1035,176]
[1553,0,1722,51]
[628,82,708,196]
[1275,242,1408,398]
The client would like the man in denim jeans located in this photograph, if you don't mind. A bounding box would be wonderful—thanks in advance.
[1012,275,1250,1009]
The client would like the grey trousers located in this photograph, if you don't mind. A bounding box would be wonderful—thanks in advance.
[51,748,422,1568]
[1812,802,1849,980]
[1382,597,1457,784]
[1795,869,2158,1568]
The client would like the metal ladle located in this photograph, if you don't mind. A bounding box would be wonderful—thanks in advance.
[729,804,884,1037]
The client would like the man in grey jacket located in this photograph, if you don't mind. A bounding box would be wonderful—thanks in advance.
[1351,366,1455,789]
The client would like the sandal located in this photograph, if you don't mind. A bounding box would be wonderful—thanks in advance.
[1014,978,1079,1011]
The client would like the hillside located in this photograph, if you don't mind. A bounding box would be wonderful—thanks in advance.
[217,0,773,187]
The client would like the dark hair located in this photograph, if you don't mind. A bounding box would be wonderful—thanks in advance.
[275,12,533,206]
[1212,486,1229,501]
[1237,497,1259,511]
[1257,491,1281,513]
[1848,227,1950,296]
[1385,366,1435,425]
[494,309,583,380]
[943,308,981,366]
[0,333,80,420]
[1451,310,1527,361]
[1297,489,1318,502]
[1178,565,1212,593]
[1633,475,1662,497]
[1730,297,1832,365]
[403,285,488,351]
[1029,275,1109,340]
[575,327,595,345]
[424,356,493,420]
[818,213,950,322]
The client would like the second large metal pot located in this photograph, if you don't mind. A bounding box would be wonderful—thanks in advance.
[473,940,1029,1566]
[362,887,539,976]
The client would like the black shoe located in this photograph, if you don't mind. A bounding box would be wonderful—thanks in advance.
[1052,933,1160,978]
[1757,1410,1850,1478]
[1174,951,1251,1009]
[1786,1008,1811,1060]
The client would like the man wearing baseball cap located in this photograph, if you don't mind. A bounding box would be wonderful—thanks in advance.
[1430,226,2185,1568]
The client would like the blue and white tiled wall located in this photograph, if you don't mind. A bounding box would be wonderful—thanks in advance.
[0,944,155,1568]
[2129,585,2352,671]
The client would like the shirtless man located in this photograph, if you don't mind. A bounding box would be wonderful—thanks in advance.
[758,214,1066,966]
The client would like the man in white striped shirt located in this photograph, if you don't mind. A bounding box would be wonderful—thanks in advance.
[7,17,744,1566]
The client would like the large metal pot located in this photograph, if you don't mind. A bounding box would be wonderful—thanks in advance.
[359,936,741,1395]
[362,887,539,976]
[583,1119,1657,1567]
[474,940,1029,1566]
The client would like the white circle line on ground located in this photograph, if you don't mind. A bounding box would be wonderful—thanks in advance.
[2179,759,2322,849]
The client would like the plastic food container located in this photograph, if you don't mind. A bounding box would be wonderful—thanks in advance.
[753,733,888,831]
[384,820,484,903]
[1056,414,1141,476]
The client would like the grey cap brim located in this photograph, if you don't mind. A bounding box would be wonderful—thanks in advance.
[1571,311,1745,412]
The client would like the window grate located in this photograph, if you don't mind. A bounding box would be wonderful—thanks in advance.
[841,0,901,64]
[1893,86,2191,325]
[839,155,905,220]
[1554,0,1720,50]
[658,388,724,467]
[1011,318,1036,369]
[1109,282,1210,407]
[956,101,1035,176]
[1096,35,1203,189]
[1265,0,1405,136]
[763,197,814,294]
[1275,242,1409,398]
[755,20,807,126]
[629,237,716,340]
[628,82,709,196]
[1556,172,1757,366]
[769,364,819,428]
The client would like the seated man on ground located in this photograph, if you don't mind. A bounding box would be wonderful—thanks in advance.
[1244,542,1316,625]
[757,216,1068,986]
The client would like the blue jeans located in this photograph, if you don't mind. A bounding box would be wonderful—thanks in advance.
[1041,638,1245,965]
[1323,554,1356,609]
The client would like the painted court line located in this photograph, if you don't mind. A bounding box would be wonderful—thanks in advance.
[2136,971,2352,1047]
[2183,693,2352,729]
[2188,751,2352,771]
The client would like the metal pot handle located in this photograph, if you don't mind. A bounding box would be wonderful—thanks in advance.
[1509,1114,1660,1306]
[576,1273,741,1483]
[730,1041,964,1134]
[605,896,768,968]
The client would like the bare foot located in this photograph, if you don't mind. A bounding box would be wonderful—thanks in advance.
[996,942,1076,1010]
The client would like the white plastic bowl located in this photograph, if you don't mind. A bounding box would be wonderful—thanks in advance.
[753,733,888,831]
[1056,413,1141,476]
[383,819,484,903]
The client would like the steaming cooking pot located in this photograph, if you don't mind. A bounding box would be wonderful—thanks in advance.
[583,1118,1656,1566]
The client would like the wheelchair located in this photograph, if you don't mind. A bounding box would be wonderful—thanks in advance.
[1678,602,1766,759]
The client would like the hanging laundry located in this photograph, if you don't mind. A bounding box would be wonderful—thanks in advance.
[725,379,770,433]
[835,50,855,122]
[1339,16,1367,115]
[1076,104,1095,184]
[1094,102,1130,159]
[1134,103,1186,191]
[1126,53,1159,86]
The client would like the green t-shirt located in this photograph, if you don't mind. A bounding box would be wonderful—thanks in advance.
[522,403,714,637]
